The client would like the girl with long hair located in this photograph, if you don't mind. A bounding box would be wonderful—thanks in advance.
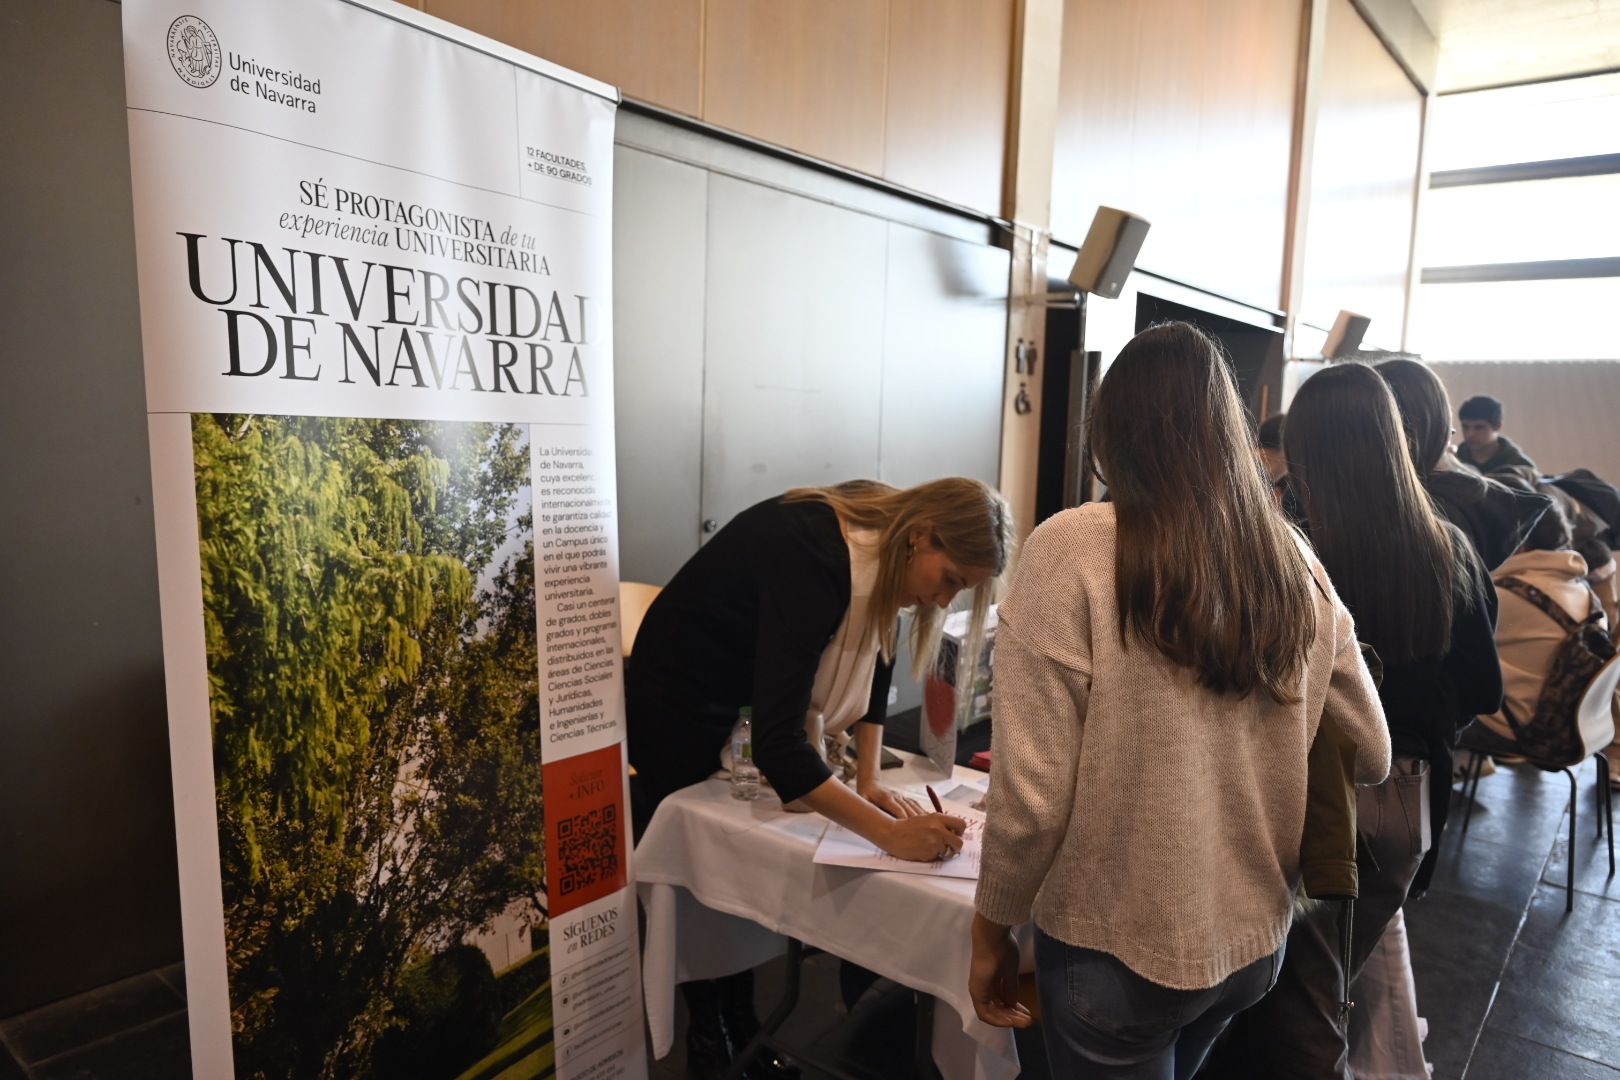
[967,323,1391,1078]
[1219,362,1502,1078]
[627,475,1012,1078]
[1375,357,1550,571]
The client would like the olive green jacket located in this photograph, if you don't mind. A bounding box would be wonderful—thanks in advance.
[1300,714,1361,900]
[1301,648,1384,901]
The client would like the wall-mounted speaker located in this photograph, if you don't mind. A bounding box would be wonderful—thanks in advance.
[1323,310,1371,359]
[1068,207,1151,299]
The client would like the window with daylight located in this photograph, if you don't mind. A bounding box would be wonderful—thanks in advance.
[1409,73,1620,362]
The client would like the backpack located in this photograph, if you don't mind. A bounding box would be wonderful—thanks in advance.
[1546,469,1620,546]
[1497,576,1616,765]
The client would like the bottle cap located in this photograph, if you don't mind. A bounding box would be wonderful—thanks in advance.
[739,705,753,719]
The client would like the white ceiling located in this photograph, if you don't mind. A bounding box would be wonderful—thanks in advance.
[1410,0,1620,92]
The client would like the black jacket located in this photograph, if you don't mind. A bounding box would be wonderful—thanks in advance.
[1546,469,1620,547]
[1368,528,1503,892]
[626,497,893,807]
[1455,433,1537,474]
[1282,501,1505,894]
[1425,466,1551,572]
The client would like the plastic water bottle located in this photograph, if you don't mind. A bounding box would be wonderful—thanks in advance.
[731,706,759,801]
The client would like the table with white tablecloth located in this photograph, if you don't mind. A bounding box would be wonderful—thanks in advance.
[635,753,1032,1080]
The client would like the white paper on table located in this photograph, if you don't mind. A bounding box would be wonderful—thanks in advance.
[812,801,985,879]
[943,779,988,807]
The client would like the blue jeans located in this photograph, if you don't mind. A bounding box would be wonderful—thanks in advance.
[1035,930,1282,1080]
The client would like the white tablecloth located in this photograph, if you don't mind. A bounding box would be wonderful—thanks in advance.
[635,755,1030,1080]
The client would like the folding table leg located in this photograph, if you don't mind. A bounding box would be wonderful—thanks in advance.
[724,938,805,1080]
[914,992,944,1080]
[726,942,953,1080]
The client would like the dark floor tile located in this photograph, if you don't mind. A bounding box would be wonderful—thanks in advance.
[652,951,1018,1080]
[1449,766,1580,853]
[0,973,181,1066]
[1426,832,1548,913]
[1489,940,1620,1066]
[30,1011,190,1080]
[1405,891,1523,1078]
[817,980,924,1080]
[763,950,846,1059]
[649,954,845,1080]
[152,965,185,1004]
[1406,886,1526,972]
[1466,1026,1620,1079]
[809,976,1050,1080]
[1543,815,1620,901]
[1518,883,1620,967]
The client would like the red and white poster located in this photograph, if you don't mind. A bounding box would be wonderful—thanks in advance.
[122,0,644,1075]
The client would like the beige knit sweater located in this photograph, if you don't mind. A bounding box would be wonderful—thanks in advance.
[975,504,1392,990]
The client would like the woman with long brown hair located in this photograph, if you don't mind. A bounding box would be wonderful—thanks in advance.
[1219,361,1502,1078]
[628,475,1012,1078]
[967,323,1391,1078]
[1375,356,1550,571]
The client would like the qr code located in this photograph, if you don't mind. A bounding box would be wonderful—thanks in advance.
[558,804,619,897]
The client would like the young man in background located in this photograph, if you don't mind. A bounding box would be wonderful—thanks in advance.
[1456,395,1538,473]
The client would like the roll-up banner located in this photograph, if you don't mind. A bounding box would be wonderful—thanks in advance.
[122,1,644,1075]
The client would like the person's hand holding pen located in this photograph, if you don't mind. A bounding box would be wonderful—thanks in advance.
[920,786,965,861]
[796,773,963,862]
[880,811,966,862]
[872,785,965,862]
[925,785,964,862]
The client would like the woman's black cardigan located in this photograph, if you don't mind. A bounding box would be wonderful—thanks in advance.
[626,497,893,809]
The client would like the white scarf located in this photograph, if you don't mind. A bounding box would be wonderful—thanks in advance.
[719,522,884,778]
[803,524,884,768]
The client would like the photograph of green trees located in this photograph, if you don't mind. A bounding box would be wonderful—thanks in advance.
[192,414,554,1079]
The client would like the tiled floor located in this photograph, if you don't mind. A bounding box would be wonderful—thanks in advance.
[6,761,1619,1079]
[644,951,1050,1080]
[1406,759,1620,1079]
[0,965,189,1079]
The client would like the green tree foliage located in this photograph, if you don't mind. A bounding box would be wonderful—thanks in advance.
[371,945,501,1078]
[193,415,546,1078]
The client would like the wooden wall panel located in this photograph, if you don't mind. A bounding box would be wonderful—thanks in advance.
[428,0,1018,213]
[884,0,1013,214]
[1434,361,1620,486]
[702,0,890,176]
[1298,0,1423,346]
[423,0,703,115]
[1052,0,1303,310]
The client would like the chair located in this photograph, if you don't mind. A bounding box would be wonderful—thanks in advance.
[1459,652,1620,911]
[619,580,662,659]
